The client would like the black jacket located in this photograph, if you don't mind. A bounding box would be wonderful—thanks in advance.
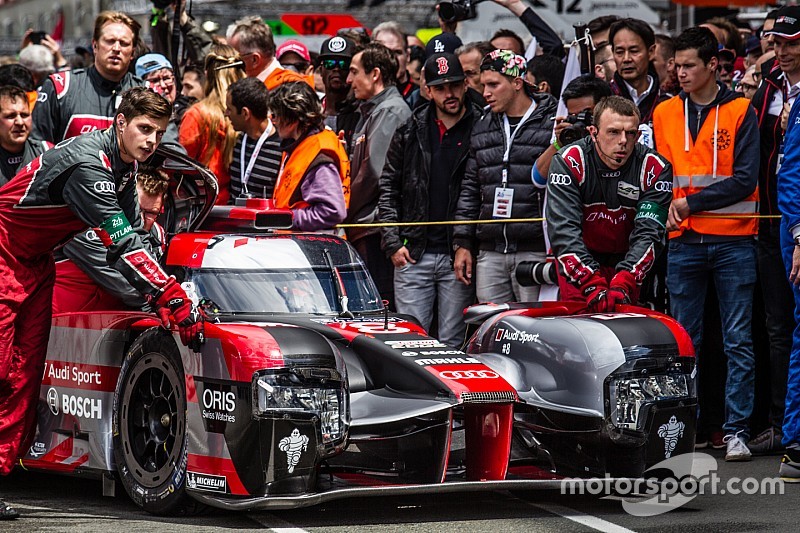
[751,64,784,225]
[379,100,482,260]
[610,70,668,126]
[453,92,557,253]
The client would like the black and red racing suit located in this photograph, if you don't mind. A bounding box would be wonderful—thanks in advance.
[32,67,143,143]
[545,137,673,303]
[0,127,181,475]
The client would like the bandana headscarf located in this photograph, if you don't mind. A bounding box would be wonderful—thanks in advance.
[480,49,527,78]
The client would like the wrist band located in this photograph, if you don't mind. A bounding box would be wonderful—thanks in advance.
[553,139,562,151]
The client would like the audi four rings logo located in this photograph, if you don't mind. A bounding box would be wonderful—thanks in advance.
[654,181,673,192]
[550,174,572,186]
[439,370,499,379]
[93,181,115,193]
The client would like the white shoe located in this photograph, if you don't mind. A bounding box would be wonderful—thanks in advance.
[724,431,752,462]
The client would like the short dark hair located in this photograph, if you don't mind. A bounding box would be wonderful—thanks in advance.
[527,55,566,97]
[228,77,269,120]
[561,75,612,106]
[588,15,620,45]
[0,64,35,92]
[356,42,398,86]
[117,86,172,122]
[490,29,525,55]
[269,81,324,133]
[182,64,205,83]
[0,85,27,106]
[705,16,744,55]
[674,26,719,65]
[594,95,640,125]
[609,18,656,50]
[655,34,675,61]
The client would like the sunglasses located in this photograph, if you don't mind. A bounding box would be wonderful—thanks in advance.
[718,63,734,74]
[322,58,350,70]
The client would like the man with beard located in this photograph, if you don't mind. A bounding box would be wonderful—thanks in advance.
[319,36,360,150]
[0,86,50,184]
[379,53,480,347]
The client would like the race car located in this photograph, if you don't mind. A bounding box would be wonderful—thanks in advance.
[21,146,698,514]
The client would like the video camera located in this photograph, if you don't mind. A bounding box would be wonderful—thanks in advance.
[438,0,487,23]
[558,110,593,147]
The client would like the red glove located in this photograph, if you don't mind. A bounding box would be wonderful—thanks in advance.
[609,270,636,302]
[581,272,609,312]
[155,277,204,349]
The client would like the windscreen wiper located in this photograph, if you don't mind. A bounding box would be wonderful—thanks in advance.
[323,248,354,319]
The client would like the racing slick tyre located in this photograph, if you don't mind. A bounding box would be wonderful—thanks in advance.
[113,328,205,515]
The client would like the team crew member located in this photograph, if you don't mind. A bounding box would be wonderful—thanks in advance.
[0,86,51,184]
[546,96,672,311]
[0,88,200,519]
[32,11,144,143]
[271,81,349,232]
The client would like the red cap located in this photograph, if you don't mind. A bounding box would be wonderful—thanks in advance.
[276,40,311,62]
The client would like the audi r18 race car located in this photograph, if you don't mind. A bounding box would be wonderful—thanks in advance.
[21,146,698,514]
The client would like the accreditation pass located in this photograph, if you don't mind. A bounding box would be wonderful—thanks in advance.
[493,187,514,218]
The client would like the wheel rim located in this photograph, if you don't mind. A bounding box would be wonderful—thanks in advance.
[120,352,185,489]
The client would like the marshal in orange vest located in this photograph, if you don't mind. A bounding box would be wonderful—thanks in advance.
[653,95,758,239]
[265,68,313,92]
[273,128,351,210]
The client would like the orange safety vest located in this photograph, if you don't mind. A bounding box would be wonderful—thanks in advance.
[653,95,758,238]
[273,129,351,210]
[264,68,313,91]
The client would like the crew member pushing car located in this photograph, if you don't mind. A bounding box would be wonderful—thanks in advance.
[0,87,201,519]
[546,95,673,311]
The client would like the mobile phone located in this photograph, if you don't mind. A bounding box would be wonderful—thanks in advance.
[29,31,47,45]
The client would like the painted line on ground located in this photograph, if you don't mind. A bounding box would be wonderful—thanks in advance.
[248,512,310,533]
[526,502,638,533]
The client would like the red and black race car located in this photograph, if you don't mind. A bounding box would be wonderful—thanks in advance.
[22,147,698,514]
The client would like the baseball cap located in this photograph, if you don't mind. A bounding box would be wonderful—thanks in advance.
[424,52,465,86]
[135,53,173,78]
[718,48,736,62]
[277,39,311,63]
[766,6,800,40]
[425,32,463,57]
[744,35,761,55]
[480,49,527,78]
[319,36,356,59]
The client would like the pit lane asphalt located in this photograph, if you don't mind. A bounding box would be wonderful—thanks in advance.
[1,449,797,532]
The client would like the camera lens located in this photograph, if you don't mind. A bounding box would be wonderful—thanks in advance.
[515,261,556,287]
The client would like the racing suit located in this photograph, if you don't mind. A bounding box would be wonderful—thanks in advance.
[0,138,52,185]
[32,67,143,143]
[546,137,673,308]
[0,127,192,476]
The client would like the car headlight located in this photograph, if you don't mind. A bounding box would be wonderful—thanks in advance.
[608,374,692,430]
[253,368,347,444]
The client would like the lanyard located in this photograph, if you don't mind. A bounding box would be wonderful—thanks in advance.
[240,121,272,194]
[501,100,537,186]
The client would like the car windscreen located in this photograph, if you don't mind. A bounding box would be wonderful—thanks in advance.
[189,267,384,314]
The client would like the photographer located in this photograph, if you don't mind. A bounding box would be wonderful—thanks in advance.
[545,96,672,311]
[532,75,611,184]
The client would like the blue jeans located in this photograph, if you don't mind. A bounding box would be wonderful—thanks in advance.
[394,252,476,348]
[667,239,757,439]
[779,222,800,447]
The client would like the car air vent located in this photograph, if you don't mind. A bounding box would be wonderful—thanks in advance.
[460,391,515,403]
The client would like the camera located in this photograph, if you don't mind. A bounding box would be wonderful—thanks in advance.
[515,261,557,287]
[29,31,47,45]
[558,110,593,147]
[438,0,486,23]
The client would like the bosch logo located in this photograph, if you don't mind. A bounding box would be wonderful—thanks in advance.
[439,370,499,380]
[47,387,59,415]
[327,37,347,53]
[550,174,572,186]
[654,181,673,192]
[93,181,115,193]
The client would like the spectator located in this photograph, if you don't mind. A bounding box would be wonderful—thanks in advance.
[547,96,672,310]
[426,32,462,57]
[762,10,779,54]
[227,16,308,91]
[737,66,758,100]
[135,53,177,103]
[654,34,679,96]
[490,0,565,58]
[744,35,763,69]
[408,34,425,49]
[179,44,244,205]
[344,42,412,307]
[318,36,360,153]
[588,15,620,81]
[0,86,50,185]
[18,45,54,87]
[373,22,417,106]
[718,48,737,89]
[270,81,349,232]
[277,39,314,78]
[609,18,666,147]
[20,30,67,73]
[703,17,745,56]
[747,6,800,455]
[653,26,760,462]
[225,77,281,201]
[456,41,494,99]
[407,45,425,86]
[526,54,565,97]
[181,64,205,101]
[453,50,557,303]
[379,53,480,347]
[32,11,143,143]
[490,29,525,55]
[52,167,170,313]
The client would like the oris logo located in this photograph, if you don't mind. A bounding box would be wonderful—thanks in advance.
[653,181,673,192]
[93,181,115,193]
[550,173,572,186]
[439,370,499,380]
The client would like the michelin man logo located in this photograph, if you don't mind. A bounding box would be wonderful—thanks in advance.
[657,415,686,458]
[279,428,309,473]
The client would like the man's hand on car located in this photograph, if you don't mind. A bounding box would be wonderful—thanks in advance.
[155,277,204,349]
[604,270,635,310]
[582,271,609,312]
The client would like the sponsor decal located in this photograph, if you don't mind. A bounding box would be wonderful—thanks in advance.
[201,388,236,423]
[278,427,309,474]
[641,153,666,190]
[43,362,103,387]
[558,253,593,284]
[93,180,115,193]
[414,357,480,366]
[28,441,47,458]
[98,212,133,244]
[653,181,673,193]
[585,208,630,224]
[37,91,47,103]
[636,201,668,227]
[563,145,585,185]
[386,339,448,349]
[327,37,347,53]
[49,389,102,419]
[657,415,686,459]
[186,471,227,493]
[600,170,621,178]
[98,151,112,172]
[439,370,499,380]
[47,387,59,415]
[348,322,410,334]
[549,173,572,186]
[617,182,640,200]
[6,155,22,166]
[493,328,540,344]
[122,249,170,289]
